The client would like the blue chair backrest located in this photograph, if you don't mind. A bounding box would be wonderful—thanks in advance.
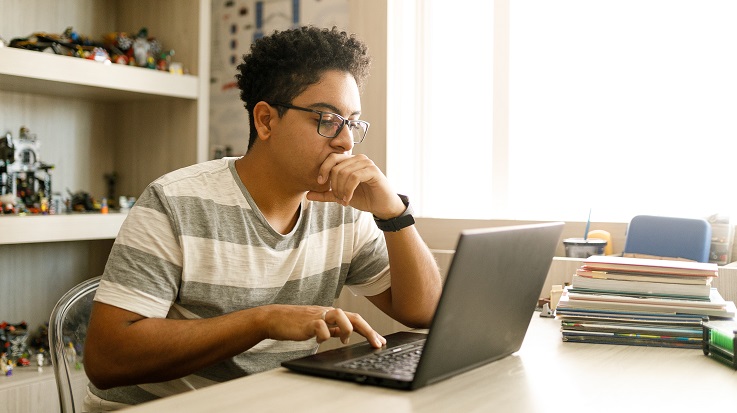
[623,215,712,263]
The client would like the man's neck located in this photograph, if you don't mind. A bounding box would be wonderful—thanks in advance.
[234,154,304,235]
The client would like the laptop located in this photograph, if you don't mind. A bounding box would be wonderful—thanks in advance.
[282,221,564,390]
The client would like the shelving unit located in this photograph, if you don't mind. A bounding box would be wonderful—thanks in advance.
[0,1,211,411]
[0,212,128,245]
[0,46,199,101]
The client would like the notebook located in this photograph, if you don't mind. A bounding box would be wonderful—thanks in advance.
[282,221,564,390]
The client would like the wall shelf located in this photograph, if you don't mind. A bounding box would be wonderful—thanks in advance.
[0,212,127,244]
[0,47,199,101]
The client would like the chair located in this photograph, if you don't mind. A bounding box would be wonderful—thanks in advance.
[49,276,101,413]
[623,215,712,262]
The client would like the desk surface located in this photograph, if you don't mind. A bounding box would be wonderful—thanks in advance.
[123,314,737,412]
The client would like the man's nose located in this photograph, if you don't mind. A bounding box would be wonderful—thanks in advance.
[331,123,355,152]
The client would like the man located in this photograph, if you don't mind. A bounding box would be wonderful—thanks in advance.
[84,26,442,408]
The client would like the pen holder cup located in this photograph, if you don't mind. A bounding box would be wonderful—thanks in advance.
[563,238,607,258]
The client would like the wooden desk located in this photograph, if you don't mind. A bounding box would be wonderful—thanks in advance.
[123,315,737,412]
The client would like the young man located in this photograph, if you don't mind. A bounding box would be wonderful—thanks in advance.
[84,26,442,408]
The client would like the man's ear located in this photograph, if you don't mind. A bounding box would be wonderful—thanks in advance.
[253,101,275,141]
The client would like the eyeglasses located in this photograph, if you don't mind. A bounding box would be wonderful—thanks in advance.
[269,102,370,143]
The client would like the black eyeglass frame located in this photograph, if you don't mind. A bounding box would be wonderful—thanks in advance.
[268,102,370,143]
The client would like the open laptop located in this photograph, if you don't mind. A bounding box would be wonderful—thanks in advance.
[282,221,564,390]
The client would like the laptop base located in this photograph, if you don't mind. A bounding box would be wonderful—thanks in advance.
[283,331,428,390]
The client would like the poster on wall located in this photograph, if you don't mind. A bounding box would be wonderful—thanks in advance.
[210,0,349,159]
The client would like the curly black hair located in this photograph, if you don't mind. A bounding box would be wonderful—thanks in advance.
[236,26,372,150]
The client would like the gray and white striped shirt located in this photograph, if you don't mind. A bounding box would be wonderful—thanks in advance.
[90,157,390,404]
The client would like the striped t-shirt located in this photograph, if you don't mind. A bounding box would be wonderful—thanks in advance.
[90,157,391,404]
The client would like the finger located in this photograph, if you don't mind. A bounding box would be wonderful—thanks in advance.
[332,167,376,205]
[330,158,379,204]
[310,307,334,343]
[345,312,386,348]
[305,190,338,203]
[317,153,351,185]
[329,161,372,204]
[324,308,354,344]
[313,319,332,343]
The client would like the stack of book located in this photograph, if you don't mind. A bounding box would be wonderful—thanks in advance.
[556,255,736,349]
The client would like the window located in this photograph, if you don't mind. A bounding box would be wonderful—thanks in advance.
[387,0,495,218]
[387,0,737,222]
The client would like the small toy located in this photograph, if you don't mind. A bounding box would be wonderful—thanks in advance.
[119,196,136,211]
[29,323,50,354]
[11,27,178,72]
[104,172,118,208]
[9,26,99,55]
[0,193,16,214]
[0,321,30,360]
[0,353,15,376]
[36,350,45,372]
[67,189,98,212]
[65,342,81,370]
[0,127,54,214]
[87,47,111,64]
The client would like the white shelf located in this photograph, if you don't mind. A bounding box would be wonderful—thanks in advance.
[0,47,199,101]
[0,212,127,245]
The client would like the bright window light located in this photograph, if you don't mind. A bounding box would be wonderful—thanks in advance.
[388,0,737,222]
[387,0,495,219]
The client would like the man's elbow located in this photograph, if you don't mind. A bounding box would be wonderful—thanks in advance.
[396,308,436,329]
[84,351,118,390]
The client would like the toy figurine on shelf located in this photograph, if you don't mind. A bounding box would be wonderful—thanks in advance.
[131,27,164,68]
[132,28,152,67]
[2,354,12,377]
[0,193,16,214]
[65,342,79,369]
[36,350,45,372]
[1,321,30,367]
[102,31,133,65]
[104,172,118,209]
[67,189,98,212]
[86,47,111,64]
[11,26,181,72]
[0,127,54,214]
[9,26,100,56]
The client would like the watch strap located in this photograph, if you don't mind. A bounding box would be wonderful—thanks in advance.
[373,194,415,232]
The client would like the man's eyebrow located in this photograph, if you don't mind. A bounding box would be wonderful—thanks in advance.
[308,102,361,117]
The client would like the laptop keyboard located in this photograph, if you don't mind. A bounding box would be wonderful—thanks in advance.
[337,339,426,377]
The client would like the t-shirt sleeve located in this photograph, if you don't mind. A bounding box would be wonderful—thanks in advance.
[94,183,183,318]
[344,210,391,297]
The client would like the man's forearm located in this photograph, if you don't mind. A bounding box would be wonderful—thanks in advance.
[85,303,271,389]
[85,301,386,389]
[382,226,443,327]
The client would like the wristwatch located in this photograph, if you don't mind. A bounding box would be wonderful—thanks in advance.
[373,194,415,232]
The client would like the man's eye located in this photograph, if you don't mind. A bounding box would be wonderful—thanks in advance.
[320,119,341,128]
